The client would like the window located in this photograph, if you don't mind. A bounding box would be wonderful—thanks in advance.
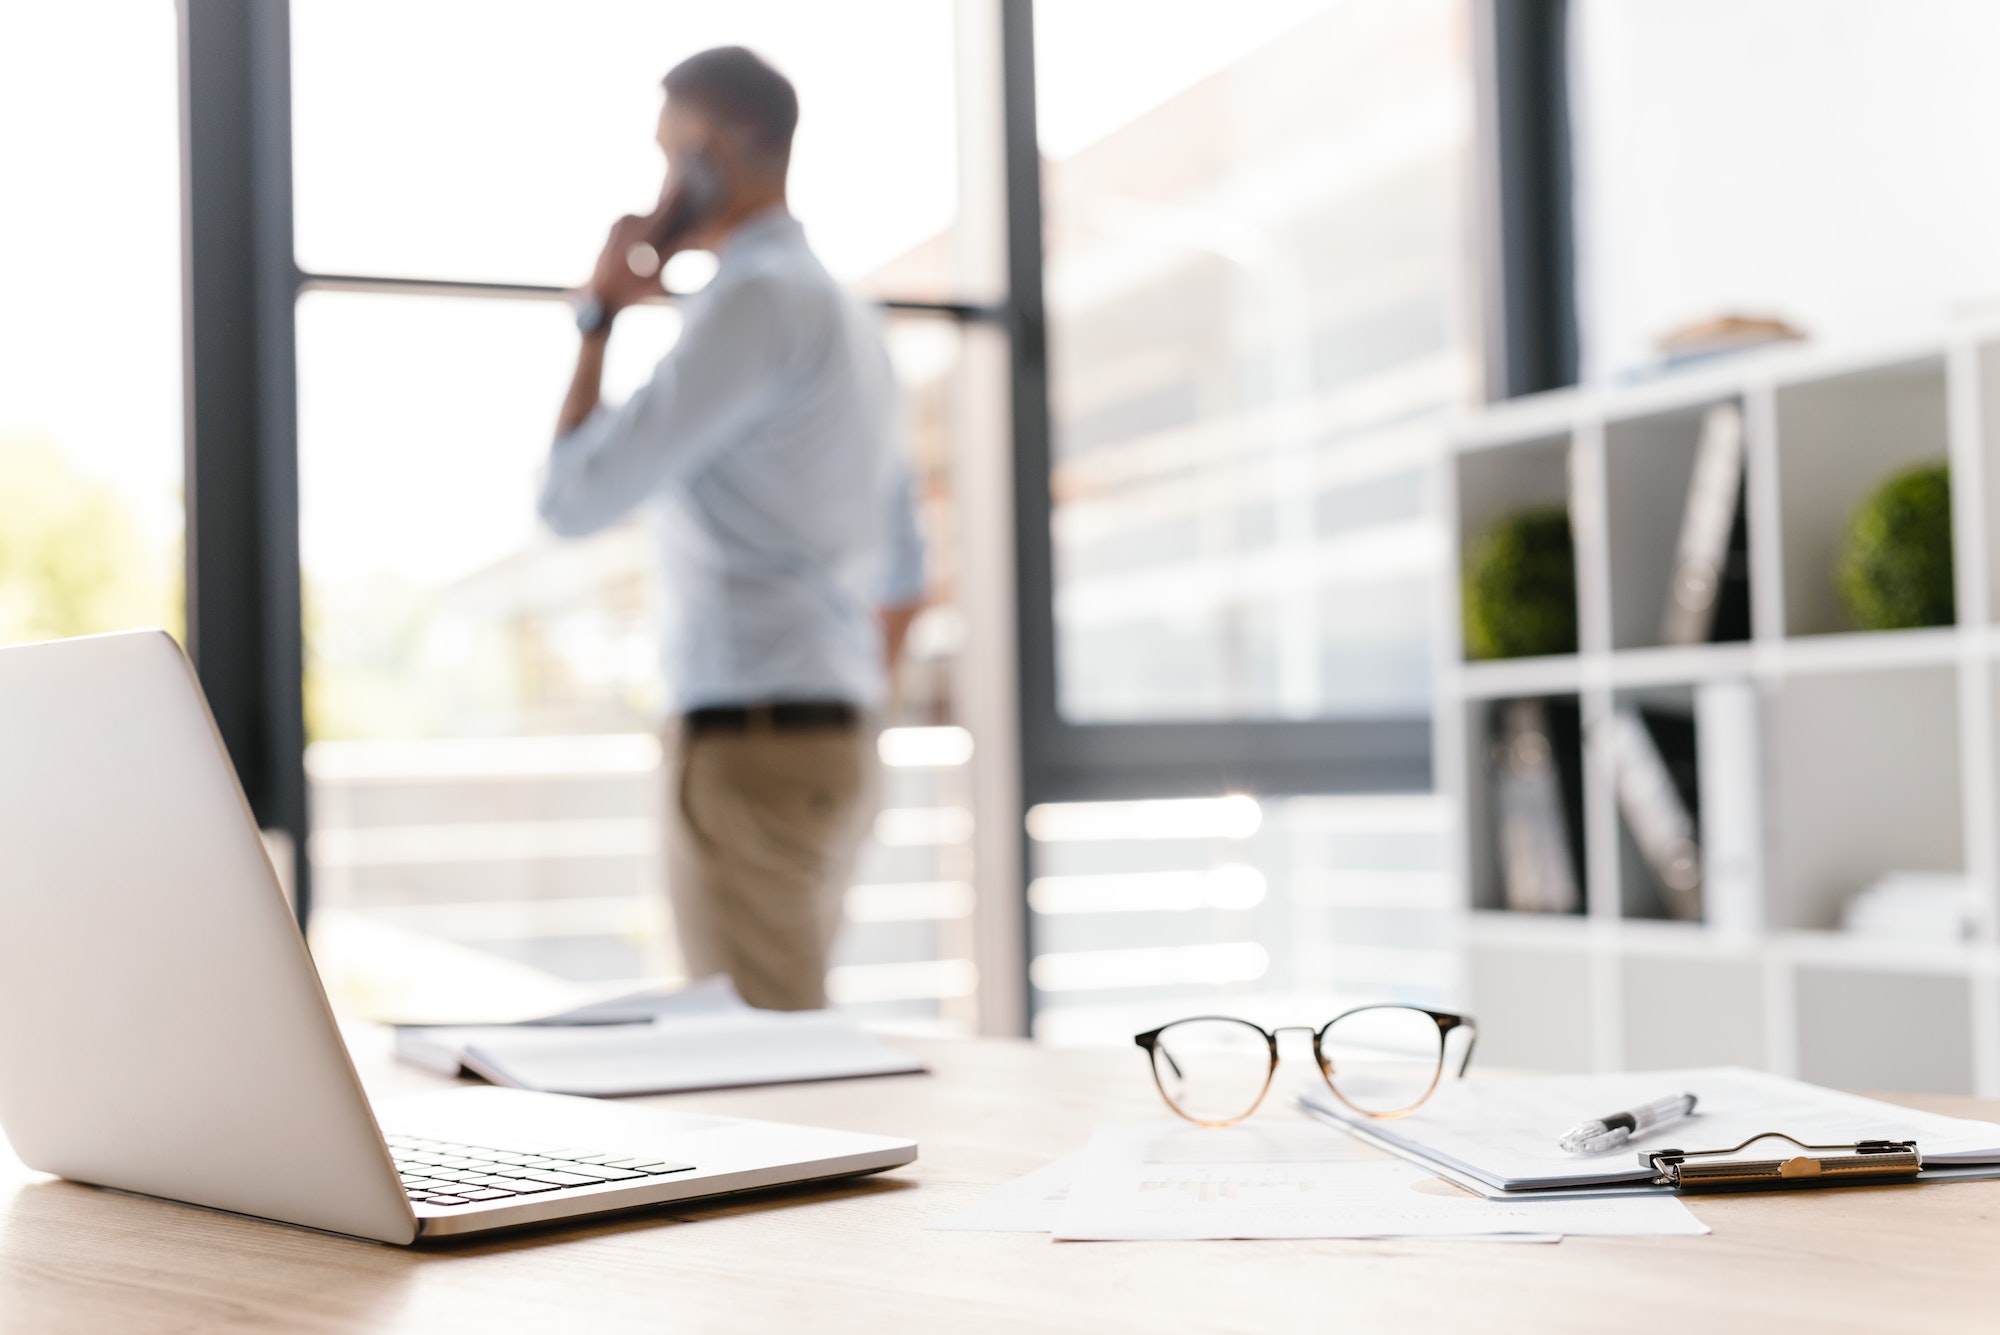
[288,2,1006,1027]
[0,5,183,651]
[291,0,972,301]
[1036,0,1475,724]
[1020,0,1475,1033]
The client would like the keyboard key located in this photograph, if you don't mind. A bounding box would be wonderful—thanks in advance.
[625,1162,697,1174]
[560,1165,647,1182]
[490,1179,561,1195]
[458,1189,516,1201]
[424,1196,472,1206]
[514,1170,598,1187]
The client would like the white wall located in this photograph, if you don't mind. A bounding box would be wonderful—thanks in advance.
[1571,0,2000,383]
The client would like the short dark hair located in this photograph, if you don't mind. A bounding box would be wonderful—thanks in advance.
[662,47,798,161]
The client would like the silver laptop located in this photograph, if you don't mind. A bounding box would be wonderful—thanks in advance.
[0,629,916,1244]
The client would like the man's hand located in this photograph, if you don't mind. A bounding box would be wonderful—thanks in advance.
[878,600,922,679]
[586,213,667,317]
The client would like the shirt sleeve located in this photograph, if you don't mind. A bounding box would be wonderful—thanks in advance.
[876,454,927,607]
[538,277,784,538]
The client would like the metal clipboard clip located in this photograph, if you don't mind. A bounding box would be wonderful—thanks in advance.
[1645,1133,1922,1190]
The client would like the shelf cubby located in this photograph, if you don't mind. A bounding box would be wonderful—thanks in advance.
[1604,686,1700,923]
[1602,400,1750,651]
[1464,695,1586,916]
[1465,930,1595,1072]
[1794,964,1976,1095]
[1619,950,1766,1071]
[1454,434,1575,665]
[1768,663,1963,931]
[1774,356,1952,638]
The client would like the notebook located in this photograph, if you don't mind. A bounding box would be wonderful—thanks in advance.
[396,977,925,1096]
[1299,1066,2000,1195]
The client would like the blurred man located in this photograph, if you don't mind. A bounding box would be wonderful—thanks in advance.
[539,47,923,1010]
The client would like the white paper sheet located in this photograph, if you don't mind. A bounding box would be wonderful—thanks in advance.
[397,977,924,1095]
[1299,1066,2000,1191]
[453,1010,924,1096]
[1052,1122,1708,1241]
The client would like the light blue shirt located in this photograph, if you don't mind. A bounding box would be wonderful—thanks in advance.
[539,209,924,713]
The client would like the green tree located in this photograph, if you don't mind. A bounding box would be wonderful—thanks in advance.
[0,436,179,645]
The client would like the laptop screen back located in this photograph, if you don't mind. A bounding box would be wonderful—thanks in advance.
[0,631,415,1243]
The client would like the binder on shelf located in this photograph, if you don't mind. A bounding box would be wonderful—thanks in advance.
[1694,680,1762,936]
[1661,403,1749,645]
[1491,699,1580,913]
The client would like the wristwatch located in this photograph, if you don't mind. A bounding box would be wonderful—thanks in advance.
[573,293,612,338]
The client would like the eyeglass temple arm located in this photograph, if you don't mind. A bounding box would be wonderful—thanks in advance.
[1135,1031,1186,1081]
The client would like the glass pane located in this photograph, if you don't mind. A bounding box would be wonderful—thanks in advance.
[0,5,183,647]
[1037,0,1473,721]
[1572,0,2000,382]
[291,0,972,300]
[1028,793,1453,1045]
[297,291,673,738]
[1151,1018,1273,1124]
[299,293,994,1029]
[1319,1005,1444,1115]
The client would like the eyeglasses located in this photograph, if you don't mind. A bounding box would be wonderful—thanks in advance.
[1133,1006,1477,1127]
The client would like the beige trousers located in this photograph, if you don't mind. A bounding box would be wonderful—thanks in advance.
[661,718,877,1010]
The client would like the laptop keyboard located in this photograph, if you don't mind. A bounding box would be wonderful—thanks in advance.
[386,1132,696,1208]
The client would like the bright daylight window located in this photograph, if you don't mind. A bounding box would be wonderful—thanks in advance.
[1026,0,1472,1041]
[291,0,992,1028]
[0,6,184,654]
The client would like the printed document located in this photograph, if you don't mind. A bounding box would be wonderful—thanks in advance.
[1051,1122,1707,1241]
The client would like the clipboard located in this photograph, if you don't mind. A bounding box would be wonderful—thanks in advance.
[1645,1132,1921,1191]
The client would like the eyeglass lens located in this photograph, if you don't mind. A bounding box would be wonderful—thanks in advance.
[1147,1018,1273,1125]
[1318,1006,1447,1116]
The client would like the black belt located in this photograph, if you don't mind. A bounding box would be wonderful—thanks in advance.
[683,701,860,736]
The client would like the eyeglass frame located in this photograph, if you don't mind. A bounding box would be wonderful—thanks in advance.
[1132,1006,1478,1127]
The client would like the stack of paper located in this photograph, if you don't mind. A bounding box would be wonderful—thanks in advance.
[395,977,924,1096]
[932,1121,1707,1242]
[1298,1066,2000,1197]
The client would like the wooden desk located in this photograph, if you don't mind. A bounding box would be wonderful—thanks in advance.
[5,1033,2000,1334]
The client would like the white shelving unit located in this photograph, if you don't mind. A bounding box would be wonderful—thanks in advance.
[1438,328,2000,1095]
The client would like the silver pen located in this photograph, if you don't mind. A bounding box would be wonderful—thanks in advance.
[1558,1092,1698,1155]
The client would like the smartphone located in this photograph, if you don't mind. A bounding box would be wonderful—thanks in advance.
[649,150,722,251]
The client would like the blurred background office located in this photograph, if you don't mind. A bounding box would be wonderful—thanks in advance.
[11,1,2000,1084]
